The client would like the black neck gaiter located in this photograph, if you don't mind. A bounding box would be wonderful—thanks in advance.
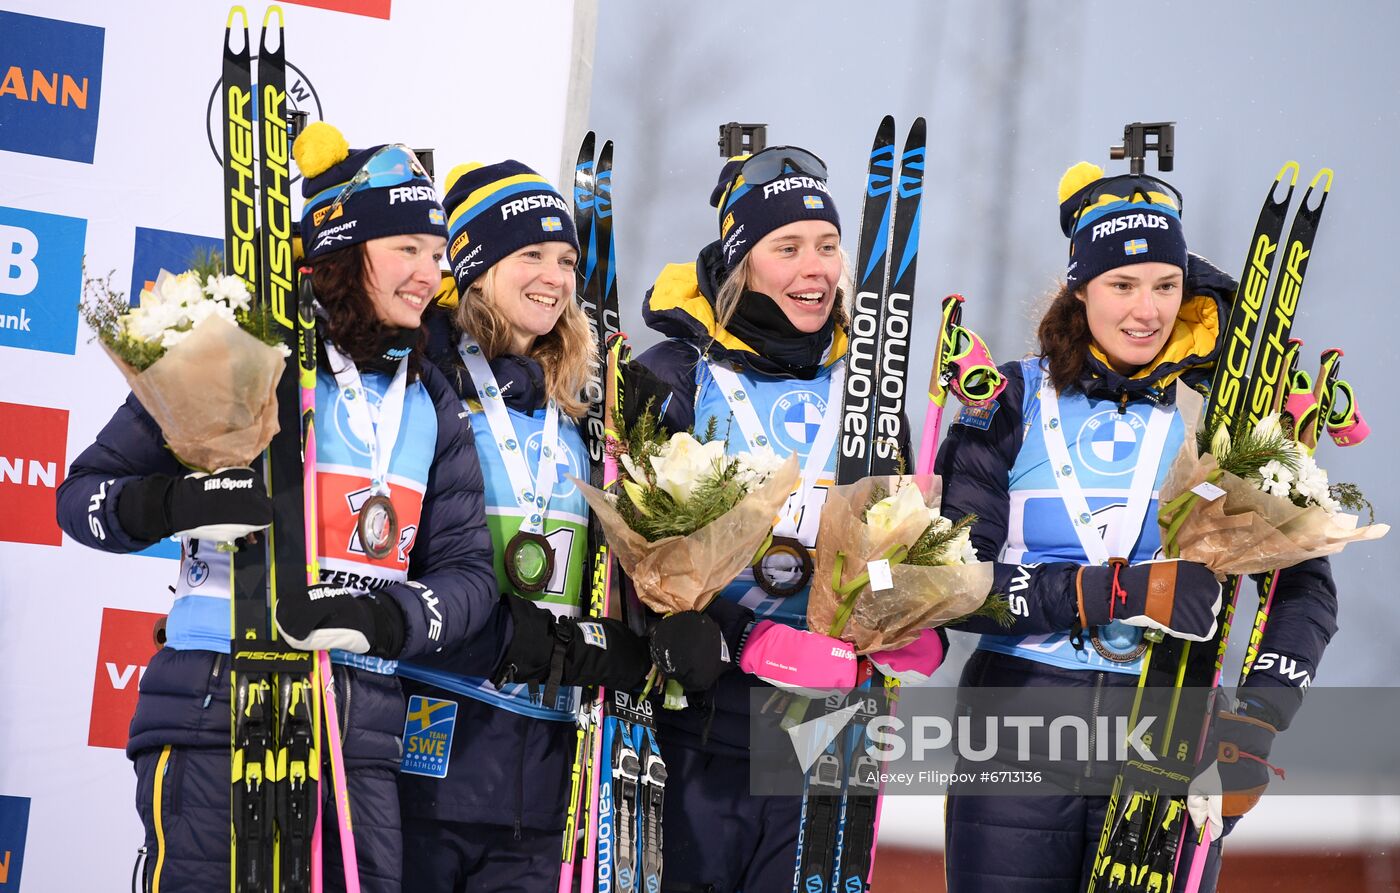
[725,290,836,378]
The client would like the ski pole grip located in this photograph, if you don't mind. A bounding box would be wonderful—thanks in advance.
[1326,380,1369,446]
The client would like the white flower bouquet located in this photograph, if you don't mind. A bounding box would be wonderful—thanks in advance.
[81,263,288,471]
[1156,382,1387,576]
[807,475,1001,654]
[574,413,800,616]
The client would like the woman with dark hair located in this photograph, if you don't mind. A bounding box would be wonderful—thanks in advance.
[393,160,651,891]
[627,145,948,892]
[55,122,499,892]
[935,162,1339,892]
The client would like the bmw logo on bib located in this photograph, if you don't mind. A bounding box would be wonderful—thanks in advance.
[769,389,827,453]
[1076,410,1147,477]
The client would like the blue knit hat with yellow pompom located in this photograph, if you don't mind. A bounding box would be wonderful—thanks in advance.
[293,121,447,260]
[1058,161,1187,287]
[440,160,579,294]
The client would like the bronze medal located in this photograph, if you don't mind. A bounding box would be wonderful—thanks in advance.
[752,535,814,598]
[505,529,555,595]
[1089,626,1150,663]
[358,494,399,560]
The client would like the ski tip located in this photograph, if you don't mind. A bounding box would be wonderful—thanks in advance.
[1277,160,1301,187]
[1307,167,1335,194]
[226,5,249,28]
[262,5,284,28]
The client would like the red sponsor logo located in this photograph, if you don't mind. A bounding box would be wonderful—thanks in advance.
[0,401,67,546]
[87,607,164,750]
[284,0,391,19]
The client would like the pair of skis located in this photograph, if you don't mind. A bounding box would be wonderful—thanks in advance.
[222,7,356,891]
[1088,161,1334,893]
[560,135,666,893]
[792,115,926,893]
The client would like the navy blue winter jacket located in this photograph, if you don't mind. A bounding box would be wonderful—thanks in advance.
[55,357,499,767]
[396,307,576,832]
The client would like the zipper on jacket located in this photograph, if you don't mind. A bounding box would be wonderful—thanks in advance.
[204,653,225,709]
[337,664,351,744]
[1079,671,1106,791]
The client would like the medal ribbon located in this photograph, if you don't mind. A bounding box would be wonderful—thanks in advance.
[324,340,408,499]
[457,335,562,534]
[708,361,844,539]
[1038,382,1174,566]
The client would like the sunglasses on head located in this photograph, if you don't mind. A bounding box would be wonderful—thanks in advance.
[314,143,431,223]
[1066,173,1183,237]
[732,145,828,187]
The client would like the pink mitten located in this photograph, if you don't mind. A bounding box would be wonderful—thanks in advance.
[738,620,856,696]
[870,628,945,684]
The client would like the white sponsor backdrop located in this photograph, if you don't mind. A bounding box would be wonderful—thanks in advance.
[0,1,577,889]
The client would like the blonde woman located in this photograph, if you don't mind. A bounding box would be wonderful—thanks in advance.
[394,160,650,891]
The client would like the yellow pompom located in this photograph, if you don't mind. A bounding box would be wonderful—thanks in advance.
[1058,161,1105,204]
[292,122,350,180]
[444,162,485,194]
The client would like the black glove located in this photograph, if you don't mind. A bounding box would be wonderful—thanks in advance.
[1078,559,1222,641]
[1215,707,1282,817]
[650,611,729,692]
[495,596,650,691]
[117,467,272,543]
[274,584,406,657]
[620,361,674,429]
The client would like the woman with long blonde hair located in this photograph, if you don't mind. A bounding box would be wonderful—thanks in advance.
[394,161,650,891]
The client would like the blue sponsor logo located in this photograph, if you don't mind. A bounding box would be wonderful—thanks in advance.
[955,401,998,431]
[0,205,85,356]
[129,226,221,308]
[0,794,31,888]
[0,11,105,163]
[400,695,457,779]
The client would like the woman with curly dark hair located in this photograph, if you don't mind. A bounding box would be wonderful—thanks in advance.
[56,122,499,892]
[935,162,1339,893]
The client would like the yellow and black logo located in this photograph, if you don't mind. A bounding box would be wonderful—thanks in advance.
[450,231,470,258]
[312,203,344,227]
